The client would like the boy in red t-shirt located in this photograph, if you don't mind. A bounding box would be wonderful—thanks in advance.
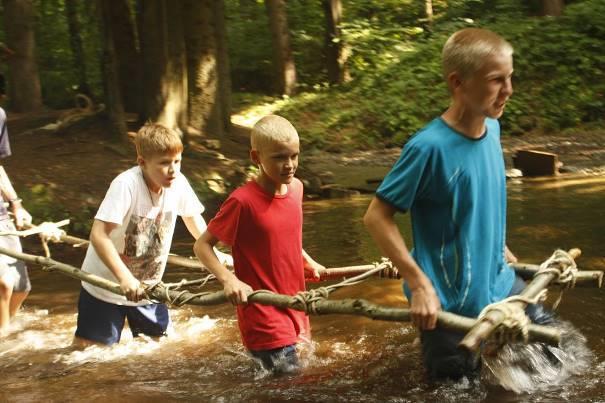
[194,115,325,372]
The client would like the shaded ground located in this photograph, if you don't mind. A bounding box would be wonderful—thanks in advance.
[3,110,605,234]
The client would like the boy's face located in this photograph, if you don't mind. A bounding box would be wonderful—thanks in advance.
[138,151,182,190]
[252,137,300,186]
[458,51,514,119]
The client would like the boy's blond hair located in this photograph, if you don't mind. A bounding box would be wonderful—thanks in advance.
[442,28,513,80]
[250,115,298,150]
[135,123,183,159]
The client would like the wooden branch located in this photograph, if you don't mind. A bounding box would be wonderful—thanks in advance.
[511,262,603,288]
[0,245,560,346]
[459,248,581,352]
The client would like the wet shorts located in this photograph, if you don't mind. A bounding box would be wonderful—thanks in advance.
[250,344,300,373]
[0,219,30,293]
[75,287,170,345]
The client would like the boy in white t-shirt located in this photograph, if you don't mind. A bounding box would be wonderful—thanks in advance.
[74,123,229,346]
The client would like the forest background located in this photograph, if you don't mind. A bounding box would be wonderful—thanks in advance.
[0,0,603,233]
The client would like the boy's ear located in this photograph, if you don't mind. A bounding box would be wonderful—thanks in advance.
[137,155,145,166]
[447,71,463,92]
[250,149,260,165]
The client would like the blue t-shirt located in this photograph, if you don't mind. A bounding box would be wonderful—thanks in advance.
[376,117,515,317]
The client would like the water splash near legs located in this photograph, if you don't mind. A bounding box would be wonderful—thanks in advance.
[482,319,592,393]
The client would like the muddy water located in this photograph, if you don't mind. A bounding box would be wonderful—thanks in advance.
[1,175,604,402]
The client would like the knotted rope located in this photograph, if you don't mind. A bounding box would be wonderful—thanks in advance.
[535,249,578,309]
[249,258,394,314]
[144,274,216,307]
[477,289,548,344]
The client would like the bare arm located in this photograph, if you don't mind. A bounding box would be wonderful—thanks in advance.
[302,249,325,281]
[193,231,251,304]
[89,219,143,302]
[504,245,518,263]
[182,215,233,266]
[0,165,31,228]
[363,196,441,330]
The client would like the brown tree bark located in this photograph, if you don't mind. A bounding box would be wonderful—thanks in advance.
[214,0,232,134]
[64,0,91,96]
[183,0,222,138]
[322,0,349,85]
[105,0,140,114]
[2,0,43,112]
[138,0,188,131]
[264,0,297,95]
[97,0,128,139]
[540,0,565,16]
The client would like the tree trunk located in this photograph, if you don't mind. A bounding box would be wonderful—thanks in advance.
[97,0,128,139]
[425,0,433,24]
[105,0,140,114]
[214,0,232,134]
[184,0,222,138]
[322,0,349,85]
[64,0,91,96]
[264,0,297,95]
[2,0,43,112]
[139,0,188,131]
[541,0,564,16]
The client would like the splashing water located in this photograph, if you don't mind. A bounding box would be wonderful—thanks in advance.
[482,320,593,393]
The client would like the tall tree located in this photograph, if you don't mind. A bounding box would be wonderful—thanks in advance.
[105,0,140,114]
[264,0,297,95]
[97,0,127,139]
[214,0,232,134]
[540,0,564,16]
[425,0,433,24]
[184,0,223,138]
[138,0,188,131]
[2,0,43,112]
[322,0,349,85]
[64,0,91,96]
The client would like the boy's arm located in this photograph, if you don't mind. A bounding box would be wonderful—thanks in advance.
[0,165,32,229]
[363,196,441,330]
[504,245,518,263]
[302,249,326,281]
[182,215,233,266]
[193,230,251,304]
[89,219,144,302]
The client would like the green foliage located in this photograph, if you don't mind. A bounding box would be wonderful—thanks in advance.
[265,0,605,149]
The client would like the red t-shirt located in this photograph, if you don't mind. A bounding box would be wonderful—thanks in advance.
[207,178,309,351]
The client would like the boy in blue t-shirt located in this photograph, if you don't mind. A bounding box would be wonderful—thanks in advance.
[364,28,551,380]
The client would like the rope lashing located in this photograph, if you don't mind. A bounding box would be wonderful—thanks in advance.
[534,249,578,309]
[248,258,394,314]
[477,289,548,344]
[144,281,216,307]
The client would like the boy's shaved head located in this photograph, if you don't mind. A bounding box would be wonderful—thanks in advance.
[251,115,299,151]
[135,122,183,159]
[442,28,513,80]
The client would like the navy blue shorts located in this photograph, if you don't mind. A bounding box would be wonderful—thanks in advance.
[250,344,300,373]
[420,275,555,380]
[75,287,170,345]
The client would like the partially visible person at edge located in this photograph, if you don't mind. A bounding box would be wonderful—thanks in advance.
[194,115,326,373]
[0,72,34,336]
[363,28,554,380]
[73,122,232,346]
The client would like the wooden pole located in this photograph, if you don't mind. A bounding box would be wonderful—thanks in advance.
[0,245,560,346]
[511,262,602,288]
[459,249,581,352]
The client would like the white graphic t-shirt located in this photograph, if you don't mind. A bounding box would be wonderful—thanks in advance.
[82,166,204,306]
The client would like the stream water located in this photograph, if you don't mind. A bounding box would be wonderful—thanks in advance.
[1,174,604,402]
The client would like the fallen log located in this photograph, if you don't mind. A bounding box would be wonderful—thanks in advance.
[459,249,581,352]
[0,245,560,346]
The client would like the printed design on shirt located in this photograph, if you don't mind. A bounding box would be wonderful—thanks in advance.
[120,211,173,282]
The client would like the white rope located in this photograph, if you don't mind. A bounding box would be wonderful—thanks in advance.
[535,249,578,309]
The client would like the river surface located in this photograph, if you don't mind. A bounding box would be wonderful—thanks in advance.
[1,174,604,402]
